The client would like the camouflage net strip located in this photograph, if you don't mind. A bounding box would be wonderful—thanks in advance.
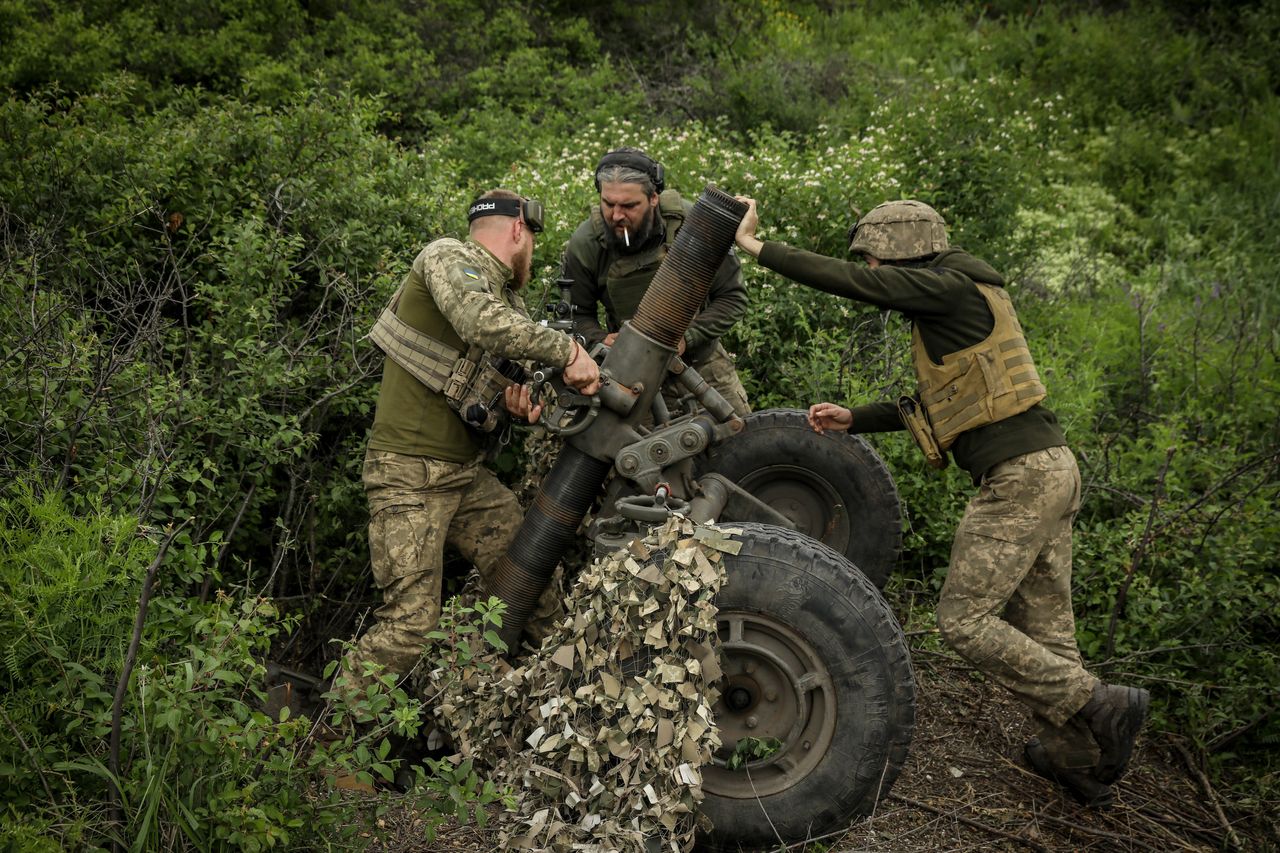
[433,515,740,852]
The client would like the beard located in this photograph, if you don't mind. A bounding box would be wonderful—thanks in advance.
[512,238,533,289]
[605,204,660,255]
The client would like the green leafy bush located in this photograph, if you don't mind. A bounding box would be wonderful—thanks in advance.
[0,485,512,849]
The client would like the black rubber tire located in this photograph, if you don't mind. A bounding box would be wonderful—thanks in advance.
[699,408,903,588]
[699,522,916,851]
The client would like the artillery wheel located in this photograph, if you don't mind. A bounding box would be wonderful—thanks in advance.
[699,408,902,588]
[700,523,915,850]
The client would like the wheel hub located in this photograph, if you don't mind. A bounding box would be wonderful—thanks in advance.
[738,464,851,551]
[725,682,756,712]
[706,610,837,799]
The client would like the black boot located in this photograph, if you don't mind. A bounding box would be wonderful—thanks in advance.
[388,725,455,791]
[1075,682,1150,784]
[1024,737,1115,808]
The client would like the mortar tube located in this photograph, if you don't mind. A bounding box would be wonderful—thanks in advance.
[488,186,747,648]
[630,185,747,350]
[488,444,612,650]
[569,185,747,459]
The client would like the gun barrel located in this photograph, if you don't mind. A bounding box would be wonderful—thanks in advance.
[489,186,746,649]
[630,185,747,350]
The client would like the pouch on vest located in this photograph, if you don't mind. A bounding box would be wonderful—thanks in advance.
[455,350,524,432]
[466,358,523,462]
[898,395,949,470]
[370,297,522,434]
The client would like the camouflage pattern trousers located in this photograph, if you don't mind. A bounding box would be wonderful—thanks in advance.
[345,449,560,690]
[937,445,1102,768]
[661,341,751,417]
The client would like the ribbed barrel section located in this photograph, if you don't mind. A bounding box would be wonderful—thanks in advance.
[489,185,747,650]
[630,185,747,348]
[488,445,612,648]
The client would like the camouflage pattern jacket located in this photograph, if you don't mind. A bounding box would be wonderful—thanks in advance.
[368,238,573,462]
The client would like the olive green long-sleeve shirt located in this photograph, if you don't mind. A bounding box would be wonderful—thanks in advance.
[757,242,1066,481]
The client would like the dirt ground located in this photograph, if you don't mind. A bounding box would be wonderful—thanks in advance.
[359,639,1274,853]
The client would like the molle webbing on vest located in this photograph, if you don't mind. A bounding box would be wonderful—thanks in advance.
[912,282,1046,450]
[369,299,461,393]
[369,305,521,434]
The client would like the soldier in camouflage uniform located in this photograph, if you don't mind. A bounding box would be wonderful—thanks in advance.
[734,198,1150,807]
[561,148,751,417]
[341,189,601,695]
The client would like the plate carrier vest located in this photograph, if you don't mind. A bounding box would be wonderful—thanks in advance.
[368,284,521,433]
[910,281,1047,453]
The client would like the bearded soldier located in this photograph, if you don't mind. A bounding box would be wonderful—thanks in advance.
[733,197,1149,807]
[560,147,751,417]
[340,189,600,694]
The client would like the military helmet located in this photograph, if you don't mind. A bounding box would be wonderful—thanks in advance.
[847,200,948,260]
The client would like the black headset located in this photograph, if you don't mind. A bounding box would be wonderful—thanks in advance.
[594,148,665,194]
[466,196,544,233]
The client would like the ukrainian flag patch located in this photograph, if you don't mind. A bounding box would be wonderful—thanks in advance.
[462,267,480,280]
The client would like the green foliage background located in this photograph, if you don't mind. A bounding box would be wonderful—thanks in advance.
[2,0,1277,847]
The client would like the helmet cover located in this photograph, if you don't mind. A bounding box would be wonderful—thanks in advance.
[848,200,948,260]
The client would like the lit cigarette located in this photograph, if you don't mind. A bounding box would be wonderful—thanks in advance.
[623,226,630,247]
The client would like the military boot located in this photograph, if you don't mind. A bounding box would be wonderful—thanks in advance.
[1075,682,1150,784]
[1024,737,1115,808]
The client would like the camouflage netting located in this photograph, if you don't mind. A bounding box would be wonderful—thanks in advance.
[431,515,741,852]
[513,428,561,508]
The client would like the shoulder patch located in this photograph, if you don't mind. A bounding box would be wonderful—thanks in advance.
[447,261,492,294]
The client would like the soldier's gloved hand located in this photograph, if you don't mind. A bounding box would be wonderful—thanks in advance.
[563,340,601,395]
[504,383,542,424]
[807,402,852,434]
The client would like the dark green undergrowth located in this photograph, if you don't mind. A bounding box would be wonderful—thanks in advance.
[2,0,1277,847]
[0,488,511,850]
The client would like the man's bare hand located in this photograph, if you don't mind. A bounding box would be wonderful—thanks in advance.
[733,196,763,258]
[563,340,601,395]
[807,402,852,434]
[504,383,542,424]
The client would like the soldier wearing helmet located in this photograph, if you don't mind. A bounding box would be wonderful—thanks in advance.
[734,196,1150,809]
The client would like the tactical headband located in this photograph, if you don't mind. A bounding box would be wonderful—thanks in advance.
[467,197,544,233]
[594,149,665,193]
